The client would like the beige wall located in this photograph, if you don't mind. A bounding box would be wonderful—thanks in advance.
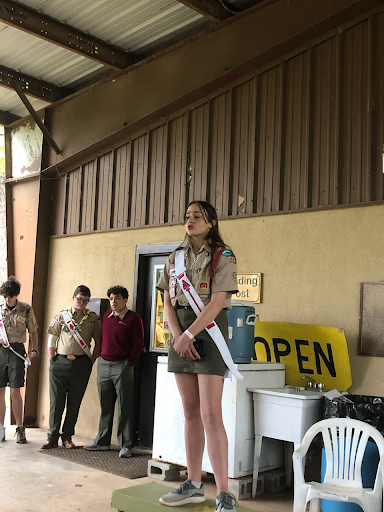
[37,204,384,438]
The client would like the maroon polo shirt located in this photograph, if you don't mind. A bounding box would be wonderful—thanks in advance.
[100,309,144,365]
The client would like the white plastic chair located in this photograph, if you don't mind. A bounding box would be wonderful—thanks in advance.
[292,418,384,512]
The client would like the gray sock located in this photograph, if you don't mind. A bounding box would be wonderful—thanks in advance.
[191,481,202,489]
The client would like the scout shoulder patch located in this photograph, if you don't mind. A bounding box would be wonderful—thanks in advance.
[222,249,235,258]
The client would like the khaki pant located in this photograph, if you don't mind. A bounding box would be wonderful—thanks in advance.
[48,355,92,441]
[93,358,134,449]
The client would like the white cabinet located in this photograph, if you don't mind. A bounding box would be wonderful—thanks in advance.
[152,358,286,478]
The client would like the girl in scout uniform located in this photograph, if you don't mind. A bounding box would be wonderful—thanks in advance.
[157,200,239,512]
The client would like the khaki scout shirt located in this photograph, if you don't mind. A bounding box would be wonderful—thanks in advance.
[47,307,101,355]
[157,243,238,309]
[0,301,38,345]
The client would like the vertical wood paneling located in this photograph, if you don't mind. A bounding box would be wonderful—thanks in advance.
[66,167,82,234]
[113,143,131,229]
[371,12,384,201]
[148,125,167,225]
[167,114,188,224]
[282,52,309,211]
[309,37,339,208]
[81,160,97,232]
[53,7,384,238]
[255,66,283,214]
[209,91,231,218]
[231,79,256,216]
[53,175,67,235]
[339,20,370,205]
[130,134,149,227]
[188,103,209,202]
[96,152,113,231]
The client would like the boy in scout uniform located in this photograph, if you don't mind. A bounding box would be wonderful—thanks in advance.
[41,285,101,449]
[0,277,38,444]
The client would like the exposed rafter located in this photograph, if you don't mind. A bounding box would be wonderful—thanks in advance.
[0,0,136,70]
[0,109,20,124]
[177,0,235,22]
[13,80,61,154]
[0,64,71,102]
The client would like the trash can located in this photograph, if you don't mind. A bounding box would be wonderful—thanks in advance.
[320,395,384,512]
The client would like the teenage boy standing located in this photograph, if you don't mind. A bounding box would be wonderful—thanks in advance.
[41,285,101,449]
[0,277,38,444]
[86,285,144,457]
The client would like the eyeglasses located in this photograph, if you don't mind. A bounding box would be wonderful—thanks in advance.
[75,296,89,304]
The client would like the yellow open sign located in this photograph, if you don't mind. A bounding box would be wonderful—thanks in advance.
[254,319,352,391]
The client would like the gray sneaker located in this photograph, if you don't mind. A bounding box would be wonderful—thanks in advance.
[159,480,205,507]
[85,443,111,451]
[119,447,132,458]
[215,492,238,512]
[0,423,5,442]
[15,426,27,444]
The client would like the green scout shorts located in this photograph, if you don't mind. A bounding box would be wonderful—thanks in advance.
[0,343,26,388]
[167,308,229,377]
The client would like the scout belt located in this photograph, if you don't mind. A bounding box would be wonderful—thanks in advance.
[175,249,243,381]
[61,310,92,358]
[0,305,31,367]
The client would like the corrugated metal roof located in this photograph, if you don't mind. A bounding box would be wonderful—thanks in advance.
[0,0,259,119]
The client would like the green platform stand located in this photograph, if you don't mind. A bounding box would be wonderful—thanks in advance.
[111,483,255,512]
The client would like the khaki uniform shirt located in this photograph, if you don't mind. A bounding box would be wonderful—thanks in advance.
[47,307,101,355]
[0,301,38,346]
[157,243,238,309]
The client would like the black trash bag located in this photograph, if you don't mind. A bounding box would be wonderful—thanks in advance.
[323,395,384,436]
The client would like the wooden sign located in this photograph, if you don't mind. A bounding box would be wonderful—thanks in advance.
[235,273,261,303]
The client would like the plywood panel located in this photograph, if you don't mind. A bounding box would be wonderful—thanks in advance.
[255,66,283,214]
[371,12,384,202]
[81,160,97,232]
[308,36,339,208]
[282,51,309,212]
[96,152,113,231]
[148,125,167,225]
[53,175,67,236]
[167,114,188,224]
[339,20,370,205]
[130,134,149,227]
[66,167,82,234]
[113,143,131,229]
[231,79,256,216]
[360,282,384,356]
[209,91,231,218]
[188,102,209,202]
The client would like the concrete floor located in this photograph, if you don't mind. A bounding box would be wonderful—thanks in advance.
[0,426,294,512]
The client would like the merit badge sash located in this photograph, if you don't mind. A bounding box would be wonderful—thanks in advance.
[0,305,31,367]
[62,309,92,358]
[175,250,243,381]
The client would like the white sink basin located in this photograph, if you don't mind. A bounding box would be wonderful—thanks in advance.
[248,387,324,398]
[248,387,324,444]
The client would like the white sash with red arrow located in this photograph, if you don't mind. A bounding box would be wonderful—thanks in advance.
[0,305,31,367]
[62,310,92,358]
[175,250,242,381]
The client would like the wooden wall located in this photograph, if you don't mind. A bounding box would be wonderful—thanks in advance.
[52,8,384,236]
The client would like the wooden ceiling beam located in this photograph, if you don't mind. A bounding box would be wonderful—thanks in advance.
[0,63,72,102]
[0,0,136,70]
[0,109,20,124]
[176,0,235,22]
